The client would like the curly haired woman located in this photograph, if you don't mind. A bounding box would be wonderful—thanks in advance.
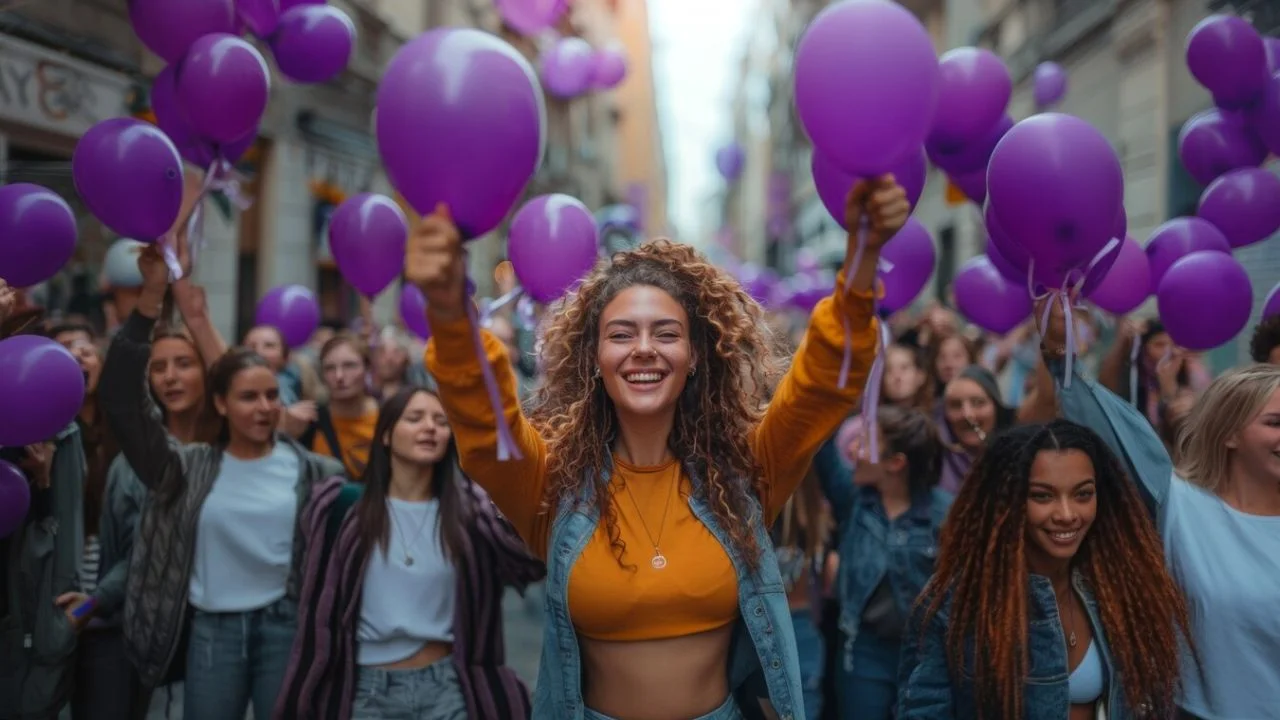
[404,179,908,720]
[898,420,1193,720]
[1026,298,1280,719]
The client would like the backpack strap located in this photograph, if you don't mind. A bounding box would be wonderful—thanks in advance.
[325,482,365,551]
[312,405,343,464]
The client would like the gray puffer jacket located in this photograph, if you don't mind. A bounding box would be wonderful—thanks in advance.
[99,312,345,688]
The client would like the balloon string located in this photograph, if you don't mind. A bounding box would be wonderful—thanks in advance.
[860,318,891,463]
[481,286,524,324]
[159,231,183,282]
[837,218,869,389]
[1129,330,1141,407]
[464,286,522,462]
[1029,259,1076,389]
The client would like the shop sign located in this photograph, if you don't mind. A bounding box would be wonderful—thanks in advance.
[0,35,132,137]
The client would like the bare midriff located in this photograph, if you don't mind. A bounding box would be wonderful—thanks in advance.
[580,624,735,720]
[377,640,452,670]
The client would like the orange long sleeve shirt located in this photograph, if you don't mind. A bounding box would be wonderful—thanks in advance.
[426,277,878,641]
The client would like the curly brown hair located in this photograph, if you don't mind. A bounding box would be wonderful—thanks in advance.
[915,419,1193,719]
[527,239,785,570]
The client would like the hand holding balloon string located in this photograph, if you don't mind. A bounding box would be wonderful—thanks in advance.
[406,205,522,460]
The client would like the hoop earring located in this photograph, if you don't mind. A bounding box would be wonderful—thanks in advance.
[593,366,601,378]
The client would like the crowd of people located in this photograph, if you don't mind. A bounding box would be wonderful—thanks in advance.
[3,176,1278,720]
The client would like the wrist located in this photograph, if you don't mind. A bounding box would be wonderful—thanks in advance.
[137,287,166,319]
[1040,342,1066,360]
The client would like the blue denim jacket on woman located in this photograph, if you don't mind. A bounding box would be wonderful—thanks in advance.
[897,567,1145,719]
[534,460,806,720]
[813,439,952,669]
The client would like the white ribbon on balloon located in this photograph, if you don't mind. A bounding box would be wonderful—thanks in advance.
[169,157,254,281]
[1028,236,1120,389]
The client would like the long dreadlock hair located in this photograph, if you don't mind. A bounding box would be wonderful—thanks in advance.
[915,419,1193,719]
[528,240,786,571]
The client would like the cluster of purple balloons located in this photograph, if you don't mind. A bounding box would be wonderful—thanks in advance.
[541,37,629,99]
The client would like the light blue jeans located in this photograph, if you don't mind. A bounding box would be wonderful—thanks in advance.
[352,655,467,720]
[182,597,297,720]
[584,694,744,720]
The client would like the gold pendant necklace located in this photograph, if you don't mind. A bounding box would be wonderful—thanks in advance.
[622,466,677,570]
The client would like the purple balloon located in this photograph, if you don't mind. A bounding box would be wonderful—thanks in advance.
[987,113,1123,275]
[1086,236,1149,315]
[928,48,1011,150]
[1250,72,1280,157]
[813,147,926,229]
[949,167,987,205]
[1078,234,1123,298]
[953,255,1032,334]
[541,37,595,99]
[255,285,320,348]
[1186,15,1268,110]
[794,248,821,275]
[270,5,355,84]
[128,0,237,64]
[985,204,1064,289]
[72,118,183,241]
[177,34,271,144]
[328,194,407,297]
[495,0,568,36]
[1033,62,1068,109]
[1144,217,1232,290]
[1263,281,1280,318]
[0,460,29,539]
[376,28,546,238]
[928,114,1013,176]
[879,218,935,313]
[1198,167,1280,248]
[399,283,431,340]
[1267,37,1280,74]
[1177,109,1267,186]
[153,66,258,167]
[280,0,324,8]
[1157,251,1252,350]
[986,235,1023,284]
[591,47,628,90]
[0,184,77,288]
[508,194,599,303]
[237,0,280,37]
[787,270,836,314]
[0,335,86,447]
[716,143,746,181]
[794,0,940,176]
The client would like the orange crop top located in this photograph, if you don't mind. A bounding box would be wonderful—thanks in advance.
[425,276,878,643]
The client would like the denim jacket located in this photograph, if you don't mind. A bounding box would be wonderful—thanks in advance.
[813,439,952,666]
[533,460,805,720]
[898,571,1145,720]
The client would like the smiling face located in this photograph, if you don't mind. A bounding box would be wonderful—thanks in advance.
[386,391,452,466]
[213,366,281,446]
[1024,448,1097,571]
[596,285,696,424]
[55,329,101,394]
[149,337,205,416]
[1226,388,1280,485]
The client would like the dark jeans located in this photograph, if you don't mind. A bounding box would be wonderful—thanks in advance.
[790,609,825,720]
[836,630,900,720]
[70,627,147,720]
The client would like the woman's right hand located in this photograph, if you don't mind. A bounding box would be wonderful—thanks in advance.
[405,204,467,323]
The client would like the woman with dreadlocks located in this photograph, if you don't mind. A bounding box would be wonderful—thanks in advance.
[897,419,1193,720]
[405,178,908,720]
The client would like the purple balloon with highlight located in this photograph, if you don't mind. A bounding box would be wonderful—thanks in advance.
[986,113,1123,274]
[1177,109,1267,186]
[1087,236,1149,315]
[152,67,257,167]
[0,184,77,288]
[953,255,1032,334]
[812,147,926,229]
[376,28,546,238]
[270,5,355,84]
[495,0,568,36]
[928,114,1013,177]
[0,461,29,539]
[793,0,940,177]
[72,118,184,241]
[541,37,595,99]
[928,47,1011,150]
[1032,62,1067,109]
[177,34,271,144]
[1197,167,1280,248]
[1185,15,1268,110]
[128,0,237,64]
[255,285,321,348]
[878,218,935,313]
[508,194,599,303]
[1144,217,1232,290]
[1157,251,1252,350]
[328,193,407,297]
[399,283,432,340]
[0,335,86,447]
[591,47,628,89]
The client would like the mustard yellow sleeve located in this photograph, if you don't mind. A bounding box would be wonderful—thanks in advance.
[425,315,551,558]
[753,273,879,522]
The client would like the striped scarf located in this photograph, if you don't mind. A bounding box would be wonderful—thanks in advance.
[274,476,545,720]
